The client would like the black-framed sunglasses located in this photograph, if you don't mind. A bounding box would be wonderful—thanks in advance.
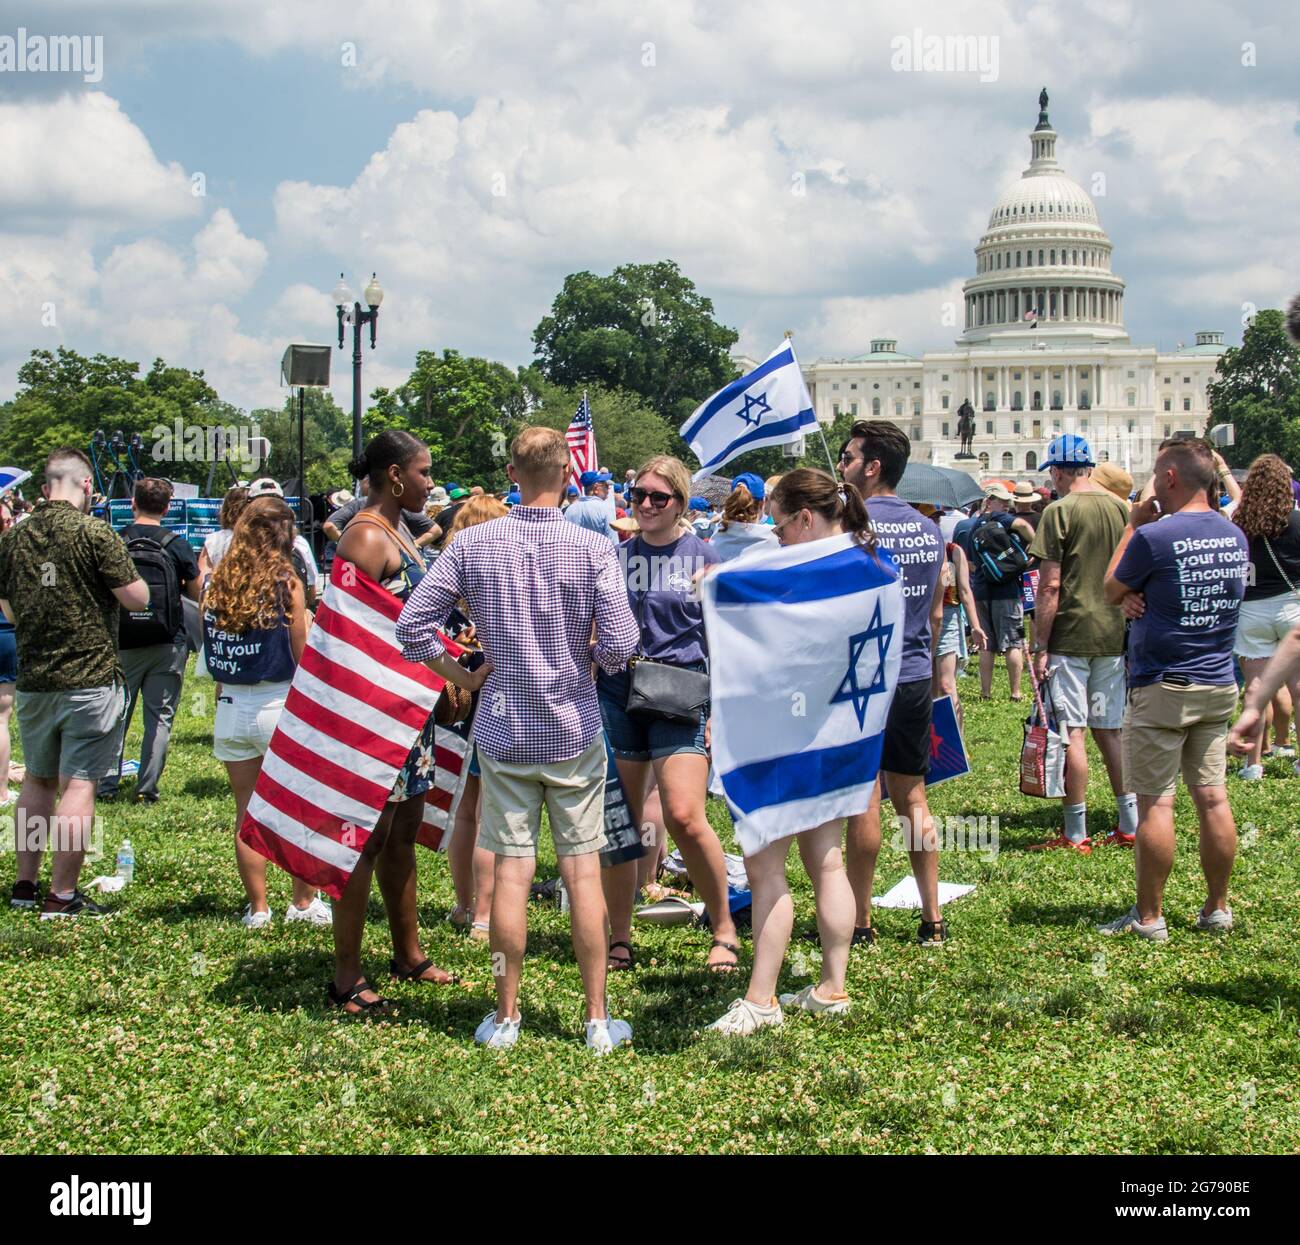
[628,487,676,509]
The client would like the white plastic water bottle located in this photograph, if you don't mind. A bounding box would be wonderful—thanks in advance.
[115,839,135,884]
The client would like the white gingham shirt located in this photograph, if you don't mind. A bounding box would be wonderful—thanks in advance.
[395,505,639,764]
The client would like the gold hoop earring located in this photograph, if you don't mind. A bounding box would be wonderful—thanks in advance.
[392,479,405,498]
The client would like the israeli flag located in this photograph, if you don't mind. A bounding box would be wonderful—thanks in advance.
[680,341,817,480]
[701,532,903,855]
[0,467,32,494]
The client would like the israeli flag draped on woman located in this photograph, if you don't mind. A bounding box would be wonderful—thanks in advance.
[680,340,817,480]
[700,533,904,854]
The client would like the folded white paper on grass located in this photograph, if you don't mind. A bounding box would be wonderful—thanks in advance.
[875,877,975,909]
[87,875,127,893]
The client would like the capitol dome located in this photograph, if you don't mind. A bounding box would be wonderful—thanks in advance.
[987,171,1099,229]
[961,89,1127,345]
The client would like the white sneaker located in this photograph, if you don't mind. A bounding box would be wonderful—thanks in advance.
[585,1016,633,1055]
[1196,907,1233,932]
[241,906,273,929]
[285,895,333,926]
[1239,763,1264,781]
[706,997,784,1036]
[778,984,852,1015]
[474,1009,521,1049]
[1267,744,1295,758]
[1096,905,1168,941]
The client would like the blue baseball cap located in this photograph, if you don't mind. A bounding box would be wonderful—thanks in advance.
[731,471,765,501]
[579,469,611,488]
[688,495,710,512]
[566,484,579,496]
[505,491,521,506]
[1044,433,1094,468]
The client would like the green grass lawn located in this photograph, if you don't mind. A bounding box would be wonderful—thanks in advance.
[3,657,1298,1155]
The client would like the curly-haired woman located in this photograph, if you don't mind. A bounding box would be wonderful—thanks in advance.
[203,496,328,926]
[1233,453,1300,779]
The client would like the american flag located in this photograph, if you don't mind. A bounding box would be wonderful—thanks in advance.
[565,392,596,490]
[239,557,469,900]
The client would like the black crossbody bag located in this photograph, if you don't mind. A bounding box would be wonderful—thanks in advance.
[624,543,711,725]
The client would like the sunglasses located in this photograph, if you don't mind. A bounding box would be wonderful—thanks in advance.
[628,487,676,509]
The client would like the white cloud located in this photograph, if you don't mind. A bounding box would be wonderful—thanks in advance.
[0,93,197,229]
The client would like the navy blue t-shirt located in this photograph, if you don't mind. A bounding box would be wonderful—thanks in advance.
[1113,510,1248,688]
[954,511,1023,601]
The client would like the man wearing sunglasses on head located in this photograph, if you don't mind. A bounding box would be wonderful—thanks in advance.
[564,470,616,543]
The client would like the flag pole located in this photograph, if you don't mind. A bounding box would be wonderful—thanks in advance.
[787,329,839,476]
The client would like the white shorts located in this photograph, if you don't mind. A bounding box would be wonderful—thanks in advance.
[1046,654,1125,730]
[214,681,289,762]
[1234,594,1300,661]
[936,604,963,657]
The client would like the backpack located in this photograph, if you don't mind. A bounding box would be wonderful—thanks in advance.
[970,515,1029,584]
[119,528,182,648]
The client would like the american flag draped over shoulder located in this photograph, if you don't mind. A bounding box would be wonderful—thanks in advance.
[565,392,596,490]
[238,557,468,900]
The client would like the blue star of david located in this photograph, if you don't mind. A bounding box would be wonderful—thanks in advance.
[737,390,771,427]
[829,600,894,730]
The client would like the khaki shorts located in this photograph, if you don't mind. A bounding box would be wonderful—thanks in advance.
[1047,654,1126,729]
[1122,682,1239,797]
[477,732,608,858]
[17,683,128,781]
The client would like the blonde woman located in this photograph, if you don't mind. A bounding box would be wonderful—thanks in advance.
[709,473,778,561]
[597,455,741,971]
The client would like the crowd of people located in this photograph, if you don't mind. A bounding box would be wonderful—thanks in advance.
[0,420,1293,1050]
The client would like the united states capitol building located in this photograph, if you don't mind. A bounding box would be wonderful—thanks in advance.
[775,92,1227,481]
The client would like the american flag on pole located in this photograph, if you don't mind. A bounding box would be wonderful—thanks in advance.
[565,392,596,491]
[239,557,469,900]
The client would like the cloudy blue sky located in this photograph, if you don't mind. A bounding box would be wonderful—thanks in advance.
[0,0,1296,414]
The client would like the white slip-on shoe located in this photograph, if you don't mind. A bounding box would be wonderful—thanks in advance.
[475,1009,521,1049]
[285,895,333,926]
[1096,905,1168,941]
[706,997,784,1036]
[778,984,852,1015]
[241,906,273,929]
[1239,764,1264,781]
[1196,907,1233,932]
[585,1016,633,1055]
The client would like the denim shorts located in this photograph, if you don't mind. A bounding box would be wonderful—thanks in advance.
[597,666,708,762]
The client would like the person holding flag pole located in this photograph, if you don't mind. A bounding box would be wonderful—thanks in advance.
[698,468,903,1036]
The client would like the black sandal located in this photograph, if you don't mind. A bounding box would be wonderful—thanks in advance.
[707,939,741,973]
[388,957,459,985]
[607,940,635,971]
[327,979,394,1014]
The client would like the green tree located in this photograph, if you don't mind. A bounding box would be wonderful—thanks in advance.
[368,349,527,488]
[531,261,740,427]
[249,388,352,494]
[518,370,677,477]
[0,346,246,489]
[1206,310,1300,468]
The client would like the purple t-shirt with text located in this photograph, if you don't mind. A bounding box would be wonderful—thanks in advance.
[615,532,720,666]
[1113,509,1248,688]
[865,494,944,683]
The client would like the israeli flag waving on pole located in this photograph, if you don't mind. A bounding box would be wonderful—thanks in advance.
[700,532,903,855]
[680,340,817,480]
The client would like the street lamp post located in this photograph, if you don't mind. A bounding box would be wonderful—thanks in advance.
[333,272,384,467]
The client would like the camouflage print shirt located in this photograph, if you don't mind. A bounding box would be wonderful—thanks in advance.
[0,500,139,692]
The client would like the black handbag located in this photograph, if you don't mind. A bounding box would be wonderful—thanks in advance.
[624,547,711,724]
